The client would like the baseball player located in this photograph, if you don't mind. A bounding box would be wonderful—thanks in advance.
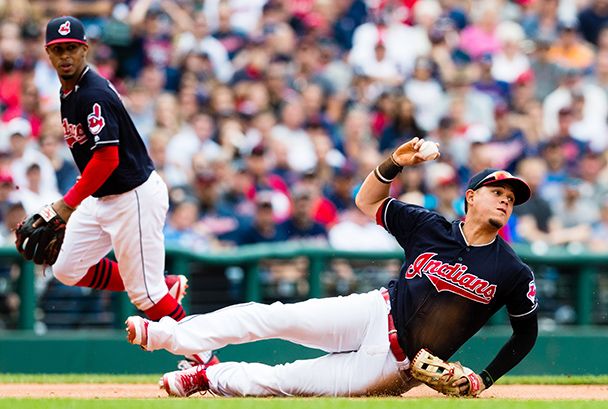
[125,137,538,397]
[18,17,213,366]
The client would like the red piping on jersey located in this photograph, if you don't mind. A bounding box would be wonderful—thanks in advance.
[63,146,119,208]
[375,198,390,228]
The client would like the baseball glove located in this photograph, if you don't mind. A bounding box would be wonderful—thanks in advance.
[410,348,482,397]
[15,203,66,265]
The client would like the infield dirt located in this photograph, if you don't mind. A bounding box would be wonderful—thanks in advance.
[0,384,607,399]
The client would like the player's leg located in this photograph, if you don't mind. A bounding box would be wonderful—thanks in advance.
[135,289,389,355]
[101,171,184,320]
[205,349,405,397]
[53,195,186,300]
[160,299,406,397]
[52,197,114,286]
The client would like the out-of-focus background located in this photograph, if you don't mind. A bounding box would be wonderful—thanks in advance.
[0,0,607,375]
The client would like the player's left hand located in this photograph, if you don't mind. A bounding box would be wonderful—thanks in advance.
[452,373,485,397]
[15,203,67,265]
[51,199,76,223]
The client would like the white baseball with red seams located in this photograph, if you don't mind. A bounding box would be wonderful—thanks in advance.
[418,141,439,161]
[142,289,411,396]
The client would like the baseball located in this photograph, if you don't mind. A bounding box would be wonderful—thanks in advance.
[419,141,439,161]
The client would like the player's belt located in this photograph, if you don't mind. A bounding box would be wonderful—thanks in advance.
[380,288,407,363]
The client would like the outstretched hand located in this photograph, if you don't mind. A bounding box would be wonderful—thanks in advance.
[392,137,440,167]
[452,373,486,397]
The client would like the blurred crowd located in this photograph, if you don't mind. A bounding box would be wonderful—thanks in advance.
[2,0,608,327]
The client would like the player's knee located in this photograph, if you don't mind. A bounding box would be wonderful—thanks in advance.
[52,257,86,286]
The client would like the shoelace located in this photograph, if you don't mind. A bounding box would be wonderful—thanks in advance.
[179,368,205,396]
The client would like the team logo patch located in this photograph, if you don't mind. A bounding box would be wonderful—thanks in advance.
[87,103,106,135]
[405,252,497,304]
[527,280,536,304]
[58,21,71,36]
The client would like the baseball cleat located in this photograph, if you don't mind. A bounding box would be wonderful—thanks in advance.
[166,274,188,304]
[178,351,221,370]
[160,365,210,397]
[125,315,149,350]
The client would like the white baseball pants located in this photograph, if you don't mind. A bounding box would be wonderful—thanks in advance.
[146,289,411,396]
[52,171,169,310]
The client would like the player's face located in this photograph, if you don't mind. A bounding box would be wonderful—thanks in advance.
[45,42,88,80]
[471,184,515,229]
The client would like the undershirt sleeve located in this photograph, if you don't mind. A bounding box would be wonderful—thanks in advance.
[63,146,119,208]
[481,311,538,388]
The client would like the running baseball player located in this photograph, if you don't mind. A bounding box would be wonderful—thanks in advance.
[125,137,538,397]
[14,17,213,366]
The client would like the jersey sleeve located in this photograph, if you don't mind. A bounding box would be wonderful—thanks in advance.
[506,266,538,319]
[79,93,120,151]
[376,198,440,245]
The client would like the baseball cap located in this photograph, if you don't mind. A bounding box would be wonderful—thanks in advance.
[45,16,87,47]
[466,168,531,207]
[6,117,32,137]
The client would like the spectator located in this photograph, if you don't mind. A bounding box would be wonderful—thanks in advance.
[350,4,428,75]
[514,157,590,245]
[175,11,234,83]
[212,3,249,60]
[354,40,404,87]
[164,197,215,252]
[491,21,530,84]
[0,173,17,223]
[521,0,560,42]
[7,117,59,196]
[281,186,328,243]
[271,97,317,173]
[458,1,501,60]
[16,163,61,214]
[577,0,608,46]
[547,20,594,71]
[379,96,425,153]
[325,162,357,212]
[486,103,529,173]
[542,68,608,139]
[38,133,79,195]
[235,191,287,245]
[443,69,496,132]
[529,37,562,101]
[472,53,510,106]
[165,111,221,186]
[405,57,445,131]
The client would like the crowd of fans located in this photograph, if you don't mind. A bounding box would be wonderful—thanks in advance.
[2,0,608,328]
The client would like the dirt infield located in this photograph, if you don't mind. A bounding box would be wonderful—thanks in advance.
[0,384,607,399]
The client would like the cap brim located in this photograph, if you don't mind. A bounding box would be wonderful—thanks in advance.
[481,177,531,205]
[45,39,87,46]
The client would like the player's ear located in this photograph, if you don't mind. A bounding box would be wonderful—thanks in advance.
[465,189,475,212]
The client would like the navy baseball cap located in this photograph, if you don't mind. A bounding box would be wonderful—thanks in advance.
[466,168,531,207]
[45,16,87,47]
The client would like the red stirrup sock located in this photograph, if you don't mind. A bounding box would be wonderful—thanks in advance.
[75,258,125,291]
[144,293,186,321]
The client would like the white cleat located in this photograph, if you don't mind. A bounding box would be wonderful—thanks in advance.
[160,365,210,397]
[166,275,188,304]
[125,315,149,350]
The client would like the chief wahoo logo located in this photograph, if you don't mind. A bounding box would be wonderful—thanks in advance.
[58,21,71,36]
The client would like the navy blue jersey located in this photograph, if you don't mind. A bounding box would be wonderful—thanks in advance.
[378,199,538,360]
[60,67,153,196]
